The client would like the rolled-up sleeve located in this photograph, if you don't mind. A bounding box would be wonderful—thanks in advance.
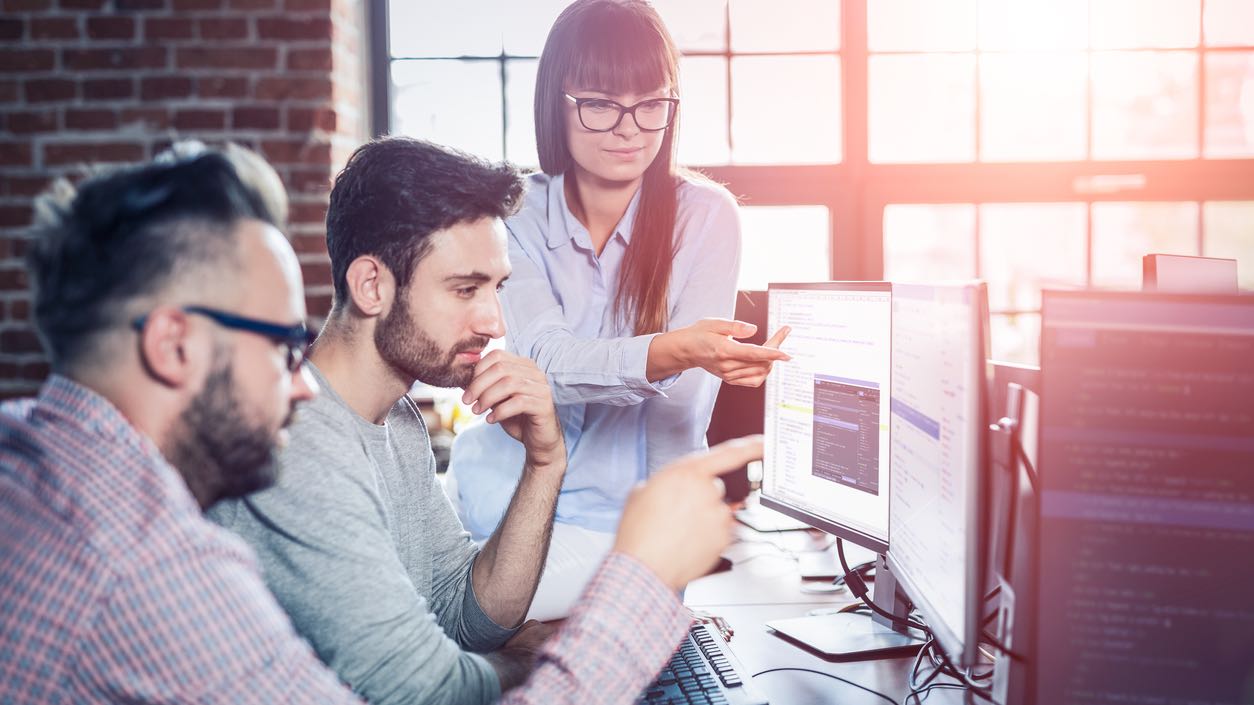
[424,456,519,650]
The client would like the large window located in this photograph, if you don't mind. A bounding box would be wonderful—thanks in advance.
[375,0,1254,362]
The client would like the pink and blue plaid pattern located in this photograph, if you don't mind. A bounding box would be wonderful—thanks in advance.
[501,552,692,705]
[0,375,360,704]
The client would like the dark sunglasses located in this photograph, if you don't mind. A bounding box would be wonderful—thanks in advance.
[132,305,315,373]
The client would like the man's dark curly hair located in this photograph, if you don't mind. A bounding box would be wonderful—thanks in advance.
[27,143,287,371]
[325,137,524,307]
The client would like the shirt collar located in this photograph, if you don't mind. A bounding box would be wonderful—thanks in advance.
[36,374,157,455]
[546,172,644,251]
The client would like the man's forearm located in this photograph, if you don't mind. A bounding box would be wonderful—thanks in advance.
[471,458,564,626]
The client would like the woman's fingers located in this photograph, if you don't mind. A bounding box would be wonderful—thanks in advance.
[763,325,791,349]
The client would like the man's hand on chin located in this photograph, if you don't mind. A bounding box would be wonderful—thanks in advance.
[461,350,566,472]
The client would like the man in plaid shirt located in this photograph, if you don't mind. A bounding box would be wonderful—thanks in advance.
[0,143,759,704]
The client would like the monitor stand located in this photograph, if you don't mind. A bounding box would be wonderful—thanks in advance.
[766,554,925,661]
[989,382,1038,705]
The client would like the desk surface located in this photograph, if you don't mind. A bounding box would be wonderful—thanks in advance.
[683,519,968,705]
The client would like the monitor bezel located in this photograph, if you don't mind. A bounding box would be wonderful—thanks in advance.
[759,281,894,555]
[1043,287,1254,312]
[1040,289,1254,357]
[884,281,992,669]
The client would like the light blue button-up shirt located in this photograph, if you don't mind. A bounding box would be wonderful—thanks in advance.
[449,172,742,536]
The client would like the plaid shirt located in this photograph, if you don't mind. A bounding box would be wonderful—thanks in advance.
[501,552,693,705]
[0,375,360,704]
[0,375,691,704]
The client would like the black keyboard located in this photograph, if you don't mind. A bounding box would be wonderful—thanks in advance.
[636,622,768,705]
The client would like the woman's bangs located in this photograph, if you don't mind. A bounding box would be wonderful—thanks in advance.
[564,18,676,95]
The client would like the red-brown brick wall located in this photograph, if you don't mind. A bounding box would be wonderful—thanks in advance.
[0,0,367,397]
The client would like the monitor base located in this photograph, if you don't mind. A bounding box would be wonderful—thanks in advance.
[767,612,925,662]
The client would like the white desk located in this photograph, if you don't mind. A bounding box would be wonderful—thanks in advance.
[683,523,967,705]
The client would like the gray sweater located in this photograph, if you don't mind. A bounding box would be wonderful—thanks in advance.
[208,364,515,705]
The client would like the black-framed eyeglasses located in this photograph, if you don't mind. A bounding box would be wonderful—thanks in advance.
[563,93,679,133]
[132,305,315,373]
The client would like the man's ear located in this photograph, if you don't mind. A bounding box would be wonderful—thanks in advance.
[344,255,393,318]
[137,307,196,388]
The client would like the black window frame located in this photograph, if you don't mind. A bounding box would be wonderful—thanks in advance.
[369,0,1254,292]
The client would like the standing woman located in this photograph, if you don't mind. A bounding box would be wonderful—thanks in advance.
[448,0,788,619]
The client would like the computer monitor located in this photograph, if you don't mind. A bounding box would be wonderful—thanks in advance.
[760,282,893,553]
[885,282,992,669]
[760,282,924,661]
[1142,253,1238,293]
[1037,290,1254,704]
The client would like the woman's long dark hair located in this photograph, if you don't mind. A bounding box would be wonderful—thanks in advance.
[534,0,681,335]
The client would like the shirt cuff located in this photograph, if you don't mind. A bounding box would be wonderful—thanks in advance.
[495,553,692,705]
[570,552,692,678]
[623,334,679,398]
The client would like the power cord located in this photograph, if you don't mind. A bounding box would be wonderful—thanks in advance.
[906,681,968,704]
[834,558,875,587]
[922,634,994,698]
[836,539,931,634]
[752,667,900,705]
[752,538,1009,701]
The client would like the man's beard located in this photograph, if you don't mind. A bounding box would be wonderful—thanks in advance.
[168,355,285,508]
[375,294,488,389]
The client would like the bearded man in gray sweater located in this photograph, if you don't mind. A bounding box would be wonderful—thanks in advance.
[209,137,569,705]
